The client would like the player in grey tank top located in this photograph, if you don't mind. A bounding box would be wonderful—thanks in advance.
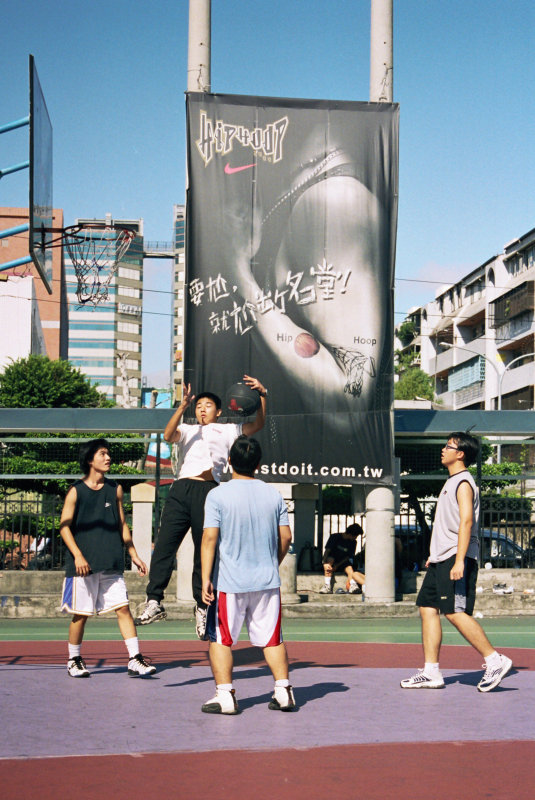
[400,432,513,694]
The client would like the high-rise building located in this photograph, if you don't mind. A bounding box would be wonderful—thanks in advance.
[172,204,186,393]
[66,217,143,406]
[0,207,68,360]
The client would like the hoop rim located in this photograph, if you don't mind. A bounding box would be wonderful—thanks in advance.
[42,223,136,249]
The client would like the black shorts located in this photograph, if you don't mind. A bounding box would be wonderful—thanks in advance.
[416,555,478,616]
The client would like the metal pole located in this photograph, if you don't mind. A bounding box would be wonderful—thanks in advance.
[365,0,395,603]
[370,0,393,102]
[188,0,211,92]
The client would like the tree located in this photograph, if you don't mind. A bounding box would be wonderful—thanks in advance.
[394,368,434,401]
[0,355,113,408]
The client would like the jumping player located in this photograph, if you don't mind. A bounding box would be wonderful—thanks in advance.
[200,435,295,714]
[135,375,267,639]
[60,439,156,678]
[401,432,512,693]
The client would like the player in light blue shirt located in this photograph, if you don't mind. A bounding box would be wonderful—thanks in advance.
[201,435,295,715]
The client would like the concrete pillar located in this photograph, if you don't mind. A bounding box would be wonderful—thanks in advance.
[279,551,299,605]
[131,482,155,570]
[187,0,211,92]
[364,485,395,603]
[370,0,393,103]
[291,484,319,560]
[176,531,195,604]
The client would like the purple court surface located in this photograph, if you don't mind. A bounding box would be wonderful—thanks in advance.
[1,640,534,799]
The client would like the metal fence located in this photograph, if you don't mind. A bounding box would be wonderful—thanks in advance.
[2,435,535,572]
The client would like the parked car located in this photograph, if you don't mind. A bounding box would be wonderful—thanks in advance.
[480,530,526,569]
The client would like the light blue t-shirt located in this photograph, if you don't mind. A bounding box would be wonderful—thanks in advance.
[203,479,290,593]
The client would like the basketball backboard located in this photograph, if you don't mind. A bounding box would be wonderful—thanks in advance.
[28,55,53,294]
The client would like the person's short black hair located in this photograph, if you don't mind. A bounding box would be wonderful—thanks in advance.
[195,391,222,409]
[345,523,363,538]
[229,435,261,476]
[448,431,480,467]
[79,438,110,475]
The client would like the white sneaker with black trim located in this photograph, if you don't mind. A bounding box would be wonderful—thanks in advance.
[201,689,239,715]
[128,653,156,677]
[67,656,90,678]
[477,654,513,692]
[400,669,445,689]
[195,604,208,640]
[269,685,297,711]
[134,599,167,626]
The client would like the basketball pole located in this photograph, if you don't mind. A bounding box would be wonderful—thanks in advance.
[363,0,396,604]
[174,0,214,610]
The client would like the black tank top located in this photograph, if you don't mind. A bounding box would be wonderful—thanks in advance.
[64,479,125,577]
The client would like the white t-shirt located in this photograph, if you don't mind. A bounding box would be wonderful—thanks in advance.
[173,422,242,483]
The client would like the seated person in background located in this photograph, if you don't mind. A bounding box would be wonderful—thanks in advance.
[320,523,365,594]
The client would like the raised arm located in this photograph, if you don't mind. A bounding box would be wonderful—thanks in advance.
[242,374,267,435]
[164,383,195,443]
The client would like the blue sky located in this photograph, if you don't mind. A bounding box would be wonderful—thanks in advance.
[2,0,534,385]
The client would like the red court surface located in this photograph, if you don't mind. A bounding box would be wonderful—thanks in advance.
[1,640,534,800]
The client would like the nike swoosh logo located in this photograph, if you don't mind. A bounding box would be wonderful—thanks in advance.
[224,163,255,175]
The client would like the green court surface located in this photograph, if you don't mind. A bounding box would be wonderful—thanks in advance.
[0,616,533,648]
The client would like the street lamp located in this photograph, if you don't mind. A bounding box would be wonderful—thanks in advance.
[497,352,535,410]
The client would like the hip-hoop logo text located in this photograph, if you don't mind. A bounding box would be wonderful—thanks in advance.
[196,110,289,166]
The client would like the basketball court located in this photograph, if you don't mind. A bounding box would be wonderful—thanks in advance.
[1,618,534,800]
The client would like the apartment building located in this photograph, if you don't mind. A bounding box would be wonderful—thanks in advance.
[396,226,535,412]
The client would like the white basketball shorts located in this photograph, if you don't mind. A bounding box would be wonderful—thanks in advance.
[206,587,282,648]
[61,571,129,616]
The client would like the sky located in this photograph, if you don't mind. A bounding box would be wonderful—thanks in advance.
[2,0,534,386]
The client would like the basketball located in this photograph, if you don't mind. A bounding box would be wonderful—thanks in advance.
[225,382,261,416]
[294,332,320,358]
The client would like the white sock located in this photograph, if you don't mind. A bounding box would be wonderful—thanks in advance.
[485,651,501,667]
[424,662,441,676]
[324,577,331,586]
[216,683,233,693]
[68,643,81,659]
[124,637,140,659]
[275,678,290,688]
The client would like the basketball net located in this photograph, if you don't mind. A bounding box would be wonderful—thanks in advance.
[63,224,135,308]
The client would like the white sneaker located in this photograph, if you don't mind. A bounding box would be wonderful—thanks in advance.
[400,669,445,689]
[67,656,90,678]
[269,685,297,711]
[195,605,209,640]
[134,599,167,626]
[477,654,513,692]
[202,689,239,715]
[319,585,333,594]
[127,653,157,677]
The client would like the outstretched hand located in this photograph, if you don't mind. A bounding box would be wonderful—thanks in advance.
[243,374,266,396]
[182,382,195,407]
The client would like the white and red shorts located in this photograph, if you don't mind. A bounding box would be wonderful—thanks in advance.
[61,571,129,616]
[206,587,282,648]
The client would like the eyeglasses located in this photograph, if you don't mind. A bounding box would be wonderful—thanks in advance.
[443,444,459,451]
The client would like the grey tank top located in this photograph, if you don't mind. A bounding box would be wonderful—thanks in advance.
[429,470,479,563]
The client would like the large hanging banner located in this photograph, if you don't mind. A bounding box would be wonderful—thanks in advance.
[185,93,398,485]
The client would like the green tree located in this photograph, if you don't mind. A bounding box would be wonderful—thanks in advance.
[394,368,434,401]
[0,355,113,408]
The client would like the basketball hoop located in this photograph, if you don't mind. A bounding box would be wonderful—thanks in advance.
[61,222,135,307]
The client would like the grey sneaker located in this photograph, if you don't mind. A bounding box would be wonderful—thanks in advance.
[195,604,208,640]
[127,653,156,677]
[134,599,167,626]
[67,656,90,678]
[269,685,297,711]
[400,669,445,689]
[477,654,513,692]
